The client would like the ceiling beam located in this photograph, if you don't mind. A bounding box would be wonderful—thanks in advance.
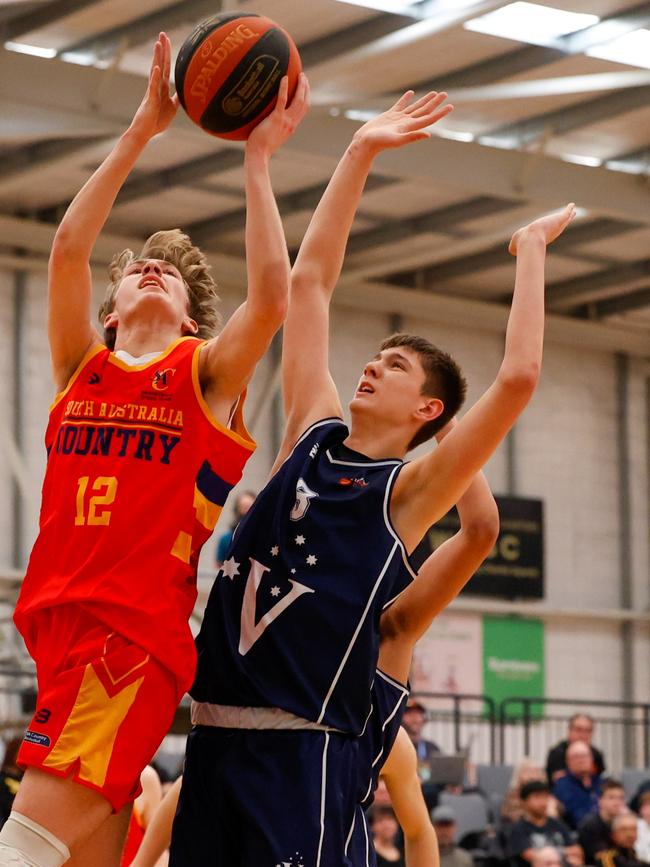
[388,217,641,285]
[484,86,650,147]
[1,0,100,41]
[58,0,225,60]
[546,259,650,309]
[0,135,109,186]
[587,285,650,317]
[187,175,395,248]
[345,195,517,257]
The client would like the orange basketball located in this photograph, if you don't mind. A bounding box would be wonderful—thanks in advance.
[175,12,302,140]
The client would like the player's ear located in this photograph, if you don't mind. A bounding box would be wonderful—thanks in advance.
[416,396,444,423]
[103,311,118,330]
[182,316,199,336]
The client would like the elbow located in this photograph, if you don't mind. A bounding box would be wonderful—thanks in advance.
[49,227,83,266]
[497,361,540,397]
[290,267,327,298]
[252,263,290,323]
[465,512,500,555]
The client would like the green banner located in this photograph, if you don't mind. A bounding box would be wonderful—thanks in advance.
[482,616,545,719]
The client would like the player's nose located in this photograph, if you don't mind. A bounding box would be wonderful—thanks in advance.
[142,260,163,276]
[363,360,379,378]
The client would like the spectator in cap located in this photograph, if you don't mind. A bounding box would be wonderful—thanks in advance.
[578,779,627,864]
[432,805,472,867]
[401,699,441,784]
[546,715,606,785]
[508,781,583,867]
[553,741,602,829]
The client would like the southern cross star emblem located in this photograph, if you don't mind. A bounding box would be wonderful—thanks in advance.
[221,557,240,580]
[270,586,281,597]
[295,535,306,546]
[271,545,279,557]
[306,554,317,566]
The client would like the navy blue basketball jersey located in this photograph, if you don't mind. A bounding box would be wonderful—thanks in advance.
[192,418,416,735]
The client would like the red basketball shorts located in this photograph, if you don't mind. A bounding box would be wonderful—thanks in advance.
[18,606,182,812]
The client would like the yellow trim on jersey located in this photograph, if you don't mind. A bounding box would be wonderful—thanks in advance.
[49,343,106,412]
[193,486,223,531]
[106,336,197,372]
[171,531,192,564]
[191,343,256,451]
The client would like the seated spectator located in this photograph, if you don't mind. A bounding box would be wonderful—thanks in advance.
[214,490,256,569]
[532,846,564,867]
[369,804,405,867]
[401,699,442,783]
[635,792,650,862]
[0,738,23,829]
[553,742,602,829]
[547,715,606,784]
[597,812,650,867]
[579,779,627,864]
[432,806,473,867]
[502,760,562,829]
[508,781,583,867]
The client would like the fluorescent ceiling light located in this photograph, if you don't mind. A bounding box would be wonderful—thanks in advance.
[587,28,650,70]
[344,109,379,122]
[561,153,602,167]
[435,128,475,142]
[59,50,97,66]
[464,2,599,47]
[335,0,418,12]
[4,41,56,59]
[606,157,648,175]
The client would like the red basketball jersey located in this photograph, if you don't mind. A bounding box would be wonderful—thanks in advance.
[15,337,255,689]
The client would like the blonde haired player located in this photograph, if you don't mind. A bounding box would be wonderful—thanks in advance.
[2,32,309,867]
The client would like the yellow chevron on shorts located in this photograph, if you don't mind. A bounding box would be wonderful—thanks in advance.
[193,486,223,531]
[43,664,144,788]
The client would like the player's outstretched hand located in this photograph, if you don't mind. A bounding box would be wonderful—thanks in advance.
[509,203,577,256]
[247,73,310,157]
[353,90,453,156]
[131,33,179,142]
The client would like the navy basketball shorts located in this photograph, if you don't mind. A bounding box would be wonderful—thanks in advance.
[346,669,409,867]
[170,725,360,867]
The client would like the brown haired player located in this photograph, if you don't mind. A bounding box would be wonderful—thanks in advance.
[1,33,309,867]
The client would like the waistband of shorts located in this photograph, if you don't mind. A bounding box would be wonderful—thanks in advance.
[190,701,344,733]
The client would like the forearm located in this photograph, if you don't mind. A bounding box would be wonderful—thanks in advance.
[243,146,291,319]
[404,828,440,867]
[52,127,150,260]
[292,137,374,293]
[130,778,180,867]
[500,229,546,384]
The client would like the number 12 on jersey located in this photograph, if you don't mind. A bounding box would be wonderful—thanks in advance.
[75,476,118,526]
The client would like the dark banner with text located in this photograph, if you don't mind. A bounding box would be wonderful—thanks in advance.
[411,496,544,599]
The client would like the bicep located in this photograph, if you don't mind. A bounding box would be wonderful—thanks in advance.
[48,258,100,390]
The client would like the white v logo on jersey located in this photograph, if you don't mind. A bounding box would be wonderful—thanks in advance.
[290,478,318,522]
[239,558,315,656]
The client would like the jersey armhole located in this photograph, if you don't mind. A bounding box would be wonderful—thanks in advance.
[49,342,106,412]
[191,342,256,451]
[383,463,419,591]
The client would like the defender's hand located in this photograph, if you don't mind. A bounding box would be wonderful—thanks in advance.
[353,90,453,156]
[131,33,179,141]
[246,73,310,158]
[509,203,577,256]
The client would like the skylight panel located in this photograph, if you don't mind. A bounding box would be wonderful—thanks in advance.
[464,2,599,47]
[587,29,650,70]
[5,41,56,59]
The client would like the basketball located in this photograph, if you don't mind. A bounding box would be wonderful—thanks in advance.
[175,12,302,140]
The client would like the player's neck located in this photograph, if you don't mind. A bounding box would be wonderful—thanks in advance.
[345,416,408,461]
[113,321,186,357]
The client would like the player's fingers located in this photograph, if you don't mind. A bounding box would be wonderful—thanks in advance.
[399,130,432,146]
[161,32,171,81]
[403,103,453,131]
[405,90,440,115]
[275,76,289,113]
[410,91,448,118]
[171,92,180,110]
[288,74,310,120]
[150,39,162,80]
[389,90,414,113]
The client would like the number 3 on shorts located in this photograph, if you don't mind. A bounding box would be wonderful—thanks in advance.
[75,476,118,526]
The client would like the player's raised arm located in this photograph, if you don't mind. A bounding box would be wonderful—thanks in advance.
[199,75,310,418]
[381,729,440,867]
[277,92,454,460]
[392,204,577,549]
[48,34,178,391]
[380,421,499,684]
